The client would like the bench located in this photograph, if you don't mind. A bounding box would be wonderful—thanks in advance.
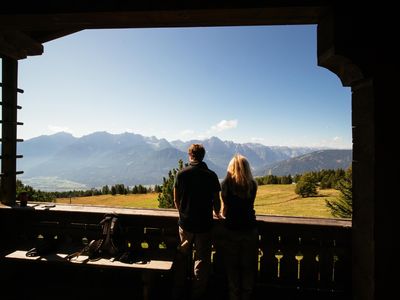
[0,205,180,299]
[3,249,174,300]
[5,249,172,270]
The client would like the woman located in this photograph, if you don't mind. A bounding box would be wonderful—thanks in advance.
[221,154,258,300]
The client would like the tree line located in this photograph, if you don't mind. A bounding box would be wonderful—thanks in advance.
[16,180,162,203]
[255,168,347,188]
[255,174,294,185]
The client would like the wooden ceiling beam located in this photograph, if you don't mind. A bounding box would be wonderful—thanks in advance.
[0,3,327,59]
[0,7,324,32]
[0,30,43,60]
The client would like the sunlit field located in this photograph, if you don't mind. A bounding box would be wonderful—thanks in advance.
[56,192,158,209]
[55,184,340,218]
[254,184,339,218]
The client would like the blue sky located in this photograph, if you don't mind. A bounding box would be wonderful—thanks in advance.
[17,25,351,148]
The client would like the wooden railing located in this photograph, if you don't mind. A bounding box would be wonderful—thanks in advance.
[255,215,351,296]
[0,203,351,300]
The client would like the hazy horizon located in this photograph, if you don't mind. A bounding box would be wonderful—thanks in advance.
[24,130,351,150]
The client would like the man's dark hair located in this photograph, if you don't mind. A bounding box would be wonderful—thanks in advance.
[188,144,205,162]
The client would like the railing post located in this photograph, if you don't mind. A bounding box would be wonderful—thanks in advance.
[1,56,20,206]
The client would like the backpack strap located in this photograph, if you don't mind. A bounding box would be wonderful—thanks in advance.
[100,214,122,256]
[65,239,104,261]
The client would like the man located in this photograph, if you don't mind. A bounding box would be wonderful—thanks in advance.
[173,143,221,300]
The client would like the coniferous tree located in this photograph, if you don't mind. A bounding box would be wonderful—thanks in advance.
[326,166,352,218]
[137,184,147,194]
[102,185,110,195]
[111,186,117,195]
[320,174,334,189]
[132,185,138,194]
[293,174,302,183]
[295,172,318,197]
[157,159,185,208]
[281,175,293,184]
[114,184,125,195]
[154,185,162,193]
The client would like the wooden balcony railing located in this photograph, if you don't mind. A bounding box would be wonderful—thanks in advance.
[0,203,351,300]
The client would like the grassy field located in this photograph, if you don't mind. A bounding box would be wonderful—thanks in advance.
[254,184,338,218]
[55,184,340,218]
[56,192,158,209]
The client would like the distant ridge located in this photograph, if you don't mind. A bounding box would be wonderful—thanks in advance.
[16,131,351,190]
[261,149,352,176]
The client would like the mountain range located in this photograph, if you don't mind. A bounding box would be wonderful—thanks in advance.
[15,131,352,191]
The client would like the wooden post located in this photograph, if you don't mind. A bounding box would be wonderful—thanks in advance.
[1,56,19,206]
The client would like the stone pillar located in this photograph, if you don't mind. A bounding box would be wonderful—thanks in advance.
[317,8,376,300]
[351,79,375,300]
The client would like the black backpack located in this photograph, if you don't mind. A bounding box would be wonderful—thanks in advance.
[66,213,125,261]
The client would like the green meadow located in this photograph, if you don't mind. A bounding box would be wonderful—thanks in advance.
[56,184,339,218]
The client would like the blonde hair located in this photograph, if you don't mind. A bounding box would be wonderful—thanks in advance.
[224,154,255,198]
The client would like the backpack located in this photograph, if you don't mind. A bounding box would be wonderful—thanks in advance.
[66,213,125,261]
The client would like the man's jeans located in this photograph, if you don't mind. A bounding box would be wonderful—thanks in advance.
[172,226,212,300]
